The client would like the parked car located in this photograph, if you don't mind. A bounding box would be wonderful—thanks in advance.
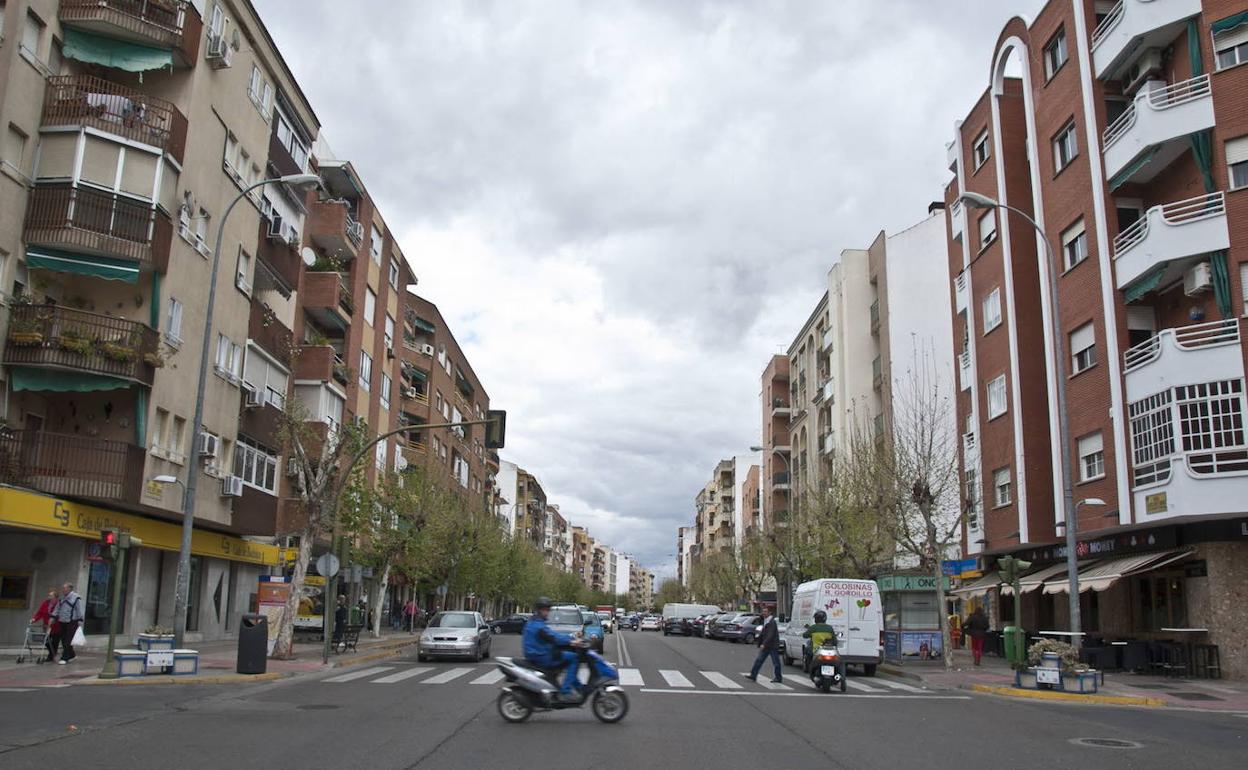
[691,612,717,637]
[417,611,492,662]
[705,612,743,640]
[639,615,662,631]
[777,621,789,654]
[487,613,531,634]
[717,614,763,643]
[663,616,692,636]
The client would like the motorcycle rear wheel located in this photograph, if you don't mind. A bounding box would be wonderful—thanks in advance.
[497,690,533,723]
[817,679,830,693]
[591,689,629,723]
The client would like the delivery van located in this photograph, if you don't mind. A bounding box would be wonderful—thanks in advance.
[661,602,720,620]
[782,578,883,675]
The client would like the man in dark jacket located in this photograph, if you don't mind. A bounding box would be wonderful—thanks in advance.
[964,607,990,666]
[746,606,783,683]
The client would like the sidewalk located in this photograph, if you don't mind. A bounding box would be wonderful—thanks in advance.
[880,650,1248,711]
[0,629,420,688]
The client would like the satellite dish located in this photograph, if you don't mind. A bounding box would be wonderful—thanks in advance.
[301,247,316,266]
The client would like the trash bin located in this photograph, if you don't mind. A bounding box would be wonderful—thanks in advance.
[237,614,268,675]
[1002,626,1025,667]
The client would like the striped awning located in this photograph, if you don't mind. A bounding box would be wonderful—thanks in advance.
[27,247,139,283]
[1042,549,1193,594]
[1001,563,1072,595]
[950,571,1000,597]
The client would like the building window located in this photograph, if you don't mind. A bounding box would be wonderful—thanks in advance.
[170,416,187,463]
[380,374,392,411]
[1044,27,1068,79]
[1129,390,1176,486]
[972,130,990,169]
[166,297,184,346]
[384,314,395,349]
[1175,380,1248,475]
[370,227,383,264]
[235,247,252,295]
[978,209,997,249]
[1078,432,1105,482]
[1227,136,1248,190]
[21,10,43,60]
[358,351,372,391]
[1215,20,1248,71]
[1053,120,1078,172]
[1242,263,1248,315]
[242,345,288,410]
[982,287,1002,333]
[364,287,376,327]
[233,437,278,494]
[375,440,386,471]
[247,65,273,117]
[3,123,27,176]
[274,110,309,171]
[214,334,241,383]
[1061,219,1088,270]
[435,392,443,414]
[992,467,1012,507]
[1070,322,1097,373]
[987,375,1007,419]
[152,408,169,456]
[389,259,400,289]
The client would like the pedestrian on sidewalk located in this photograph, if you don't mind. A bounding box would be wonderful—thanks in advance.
[404,599,417,633]
[746,606,783,684]
[31,586,61,661]
[54,582,85,664]
[965,607,989,666]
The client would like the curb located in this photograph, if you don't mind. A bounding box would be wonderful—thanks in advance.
[968,683,1164,707]
[329,639,419,668]
[877,664,924,682]
[77,671,287,686]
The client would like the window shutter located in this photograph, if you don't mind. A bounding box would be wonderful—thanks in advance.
[1226,136,1248,166]
[1215,23,1248,51]
[1061,219,1085,246]
[1070,322,1095,353]
[1078,432,1103,456]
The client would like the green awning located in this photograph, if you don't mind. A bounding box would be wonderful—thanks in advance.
[1212,12,1248,34]
[62,28,172,72]
[11,367,132,393]
[27,248,139,283]
[1108,148,1157,191]
[1211,250,1233,318]
[1123,264,1167,303]
[413,317,436,334]
[404,364,427,382]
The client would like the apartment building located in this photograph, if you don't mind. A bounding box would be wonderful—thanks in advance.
[676,525,694,587]
[589,541,608,593]
[571,525,590,584]
[687,453,759,566]
[946,0,1248,677]
[543,504,570,570]
[613,552,632,597]
[758,355,790,532]
[786,294,829,509]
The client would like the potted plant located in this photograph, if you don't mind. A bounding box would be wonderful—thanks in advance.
[58,327,95,356]
[100,341,139,362]
[143,349,167,368]
[137,625,176,651]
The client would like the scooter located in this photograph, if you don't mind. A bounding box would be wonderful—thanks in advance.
[495,644,630,723]
[806,640,847,693]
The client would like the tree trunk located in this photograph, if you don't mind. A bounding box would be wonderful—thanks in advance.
[934,552,953,671]
[369,563,390,638]
[273,526,316,659]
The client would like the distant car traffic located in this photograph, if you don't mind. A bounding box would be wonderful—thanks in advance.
[581,611,606,652]
[716,614,762,643]
[417,611,492,662]
[639,615,662,631]
[663,616,692,636]
[705,612,742,640]
[622,614,640,631]
[487,613,531,634]
[691,612,717,637]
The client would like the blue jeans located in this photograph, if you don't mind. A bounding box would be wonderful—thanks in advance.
[541,650,581,693]
[750,647,782,680]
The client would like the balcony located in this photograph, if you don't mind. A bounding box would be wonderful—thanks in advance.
[232,485,279,536]
[870,300,880,334]
[59,0,202,65]
[954,271,968,312]
[24,185,172,272]
[293,344,335,382]
[249,301,293,368]
[872,356,883,390]
[0,430,144,504]
[946,138,959,172]
[301,271,353,331]
[820,433,835,456]
[256,219,302,292]
[772,472,791,491]
[1102,75,1214,186]
[4,305,160,386]
[770,398,791,417]
[1123,319,1244,401]
[1090,0,1201,80]
[308,200,364,260]
[1132,450,1248,524]
[949,200,965,241]
[1112,192,1229,291]
[959,350,972,392]
[963,431,978,460]
[42,76,187,163]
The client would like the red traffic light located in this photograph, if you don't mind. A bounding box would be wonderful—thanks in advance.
[101,529,118,545]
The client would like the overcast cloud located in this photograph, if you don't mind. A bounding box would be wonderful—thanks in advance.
[256,0,1044,579]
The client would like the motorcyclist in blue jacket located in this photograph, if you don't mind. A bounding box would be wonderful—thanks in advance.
[522,597,583,698]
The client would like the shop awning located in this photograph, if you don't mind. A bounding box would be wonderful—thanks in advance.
[27,247,140,284]
[62,28,173,72]
[949,571,1000,597]
[1042,549,1193,594]
[1002,563,1072,595]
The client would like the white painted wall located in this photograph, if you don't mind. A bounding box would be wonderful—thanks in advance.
[495,461,519,535]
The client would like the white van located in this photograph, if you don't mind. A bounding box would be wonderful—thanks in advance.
[661,602,720,620]
[782,578,883,675]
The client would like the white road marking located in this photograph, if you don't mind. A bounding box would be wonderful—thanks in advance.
[700,671,742,689]
[759,679,792,690]
[787,677,818,689]
[421,667,474,684]
[470,669,505,685]
[660,670,694,688]
[371,667,432,684]
[873,678,924,693]
[0,687,36,692]
[638,689,971,700]
[846,679,887,693]
[325,666,393,683]
[618,668,645,686]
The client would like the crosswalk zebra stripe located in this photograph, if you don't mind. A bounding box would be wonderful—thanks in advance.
[371,667,432,684]
[325,666,394,683]
[845,679,886,693]
[660,670,694,687]
[786,677,817,689]
[618,668,645,686]
[421,667,475,684]
[758,678,791,690]
[873,678,924,693]
[701,671,742,689]
[470,669,506,685]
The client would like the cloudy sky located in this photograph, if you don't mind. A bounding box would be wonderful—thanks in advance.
[257,0,1044,578]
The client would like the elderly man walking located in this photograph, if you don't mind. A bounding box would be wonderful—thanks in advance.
[55,582,85,664]
[745,606,783,684]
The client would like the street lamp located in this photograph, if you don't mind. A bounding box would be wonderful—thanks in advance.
[956,190,1082,642]
[750,444,793,611]
[171,173,321,648]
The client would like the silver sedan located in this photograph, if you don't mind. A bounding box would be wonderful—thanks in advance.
[417,611,493,662]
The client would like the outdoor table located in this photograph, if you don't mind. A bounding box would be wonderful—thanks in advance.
[1161,628,1208,677]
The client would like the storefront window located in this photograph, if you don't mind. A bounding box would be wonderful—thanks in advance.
[1137,575,1186,630]
[84,552,130,635]
[901,593,940,629]
[884,593,902,630]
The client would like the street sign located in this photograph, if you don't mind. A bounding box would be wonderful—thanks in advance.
[1035,667,1060,685]
[315,553,340,578]
[436,583,448,596]
[146,650,174,668]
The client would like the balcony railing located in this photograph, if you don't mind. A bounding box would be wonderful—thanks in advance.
[1112,192,1228,289]
[0,430,145,504]
[958,350,972,391]
[1102,75,1214,183]
[1123,319,1240,374]
[963,431,978,458]
[869,300,880,332]
[59,0,187,48]
[1090,0,1202,79]
[43,76,187,162]
[821,328,834,351]
[954,271,968,311]
[949,200,965,241]
[24,185,171,271]
[4,304,160,386]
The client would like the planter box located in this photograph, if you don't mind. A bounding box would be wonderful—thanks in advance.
[114,649,147,677]
[170,649,199,675]
[136,634,175,651]
[1015,667,1101,693]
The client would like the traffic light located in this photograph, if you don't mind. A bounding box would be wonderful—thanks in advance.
[998,556,1032,583]
[485,409,507,449]
[100,528,120,561]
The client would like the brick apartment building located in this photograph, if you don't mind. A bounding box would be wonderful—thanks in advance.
[946,0,1248,677]
[758,355,791,533]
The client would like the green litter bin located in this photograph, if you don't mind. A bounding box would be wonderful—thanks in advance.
[1002,626,1026,666]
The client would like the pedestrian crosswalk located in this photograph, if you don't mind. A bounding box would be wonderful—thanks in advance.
[323,662,939,696]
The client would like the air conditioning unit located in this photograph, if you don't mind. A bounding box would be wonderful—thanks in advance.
[286,457,300,478]
[1184,262,1213,296]
[400,386,417,399]
[243,385,265,409]
[1122,48,1163,95]
[266,214,285,243]
[221,475,244,498]
[198,432,219,458]
[206,34,233,68]
[419,343,435,356]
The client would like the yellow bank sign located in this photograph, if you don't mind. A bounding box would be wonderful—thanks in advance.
[0,487,280,567]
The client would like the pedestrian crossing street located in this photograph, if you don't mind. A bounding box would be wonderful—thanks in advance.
[323,663,933,695]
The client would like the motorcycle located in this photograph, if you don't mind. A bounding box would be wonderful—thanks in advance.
[495,645,630,723]
[806,641,847,693]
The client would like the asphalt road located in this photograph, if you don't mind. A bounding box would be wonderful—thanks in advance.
[1,628,1245,769]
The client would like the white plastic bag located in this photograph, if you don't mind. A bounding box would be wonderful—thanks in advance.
[71,625,85,647]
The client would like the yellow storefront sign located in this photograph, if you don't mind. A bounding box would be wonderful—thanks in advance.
[0,487,280,567]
